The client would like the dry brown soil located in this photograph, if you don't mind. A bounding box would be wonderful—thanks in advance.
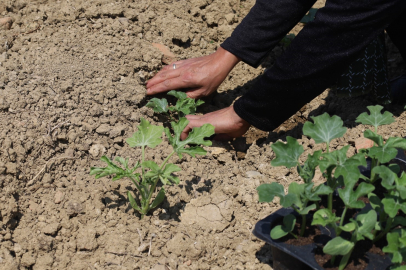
[0,1,405,270]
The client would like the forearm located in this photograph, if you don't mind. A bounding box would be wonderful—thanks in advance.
[221,0,316,68]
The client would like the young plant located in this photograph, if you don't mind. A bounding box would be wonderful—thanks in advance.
[382,229,406,270]
[146,90,204,120]
[258,106,406,270]
[257,135,332,238]
[90,93,215,218]
[323,209,377,270]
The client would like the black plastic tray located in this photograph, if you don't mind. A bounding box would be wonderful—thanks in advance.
[253,208,393,270]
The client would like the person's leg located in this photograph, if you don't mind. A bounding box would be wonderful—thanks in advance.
[234,0,406,131]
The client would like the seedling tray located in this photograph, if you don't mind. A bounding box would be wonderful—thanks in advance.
[253,148,406,270]
[253,207,392,270]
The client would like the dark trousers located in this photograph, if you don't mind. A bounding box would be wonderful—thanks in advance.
[229,0,406,131]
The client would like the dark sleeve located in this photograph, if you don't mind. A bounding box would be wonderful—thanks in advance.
[232,0,406,131]
[221,0,316,68]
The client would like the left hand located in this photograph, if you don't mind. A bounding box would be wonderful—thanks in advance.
[181,106,250,141]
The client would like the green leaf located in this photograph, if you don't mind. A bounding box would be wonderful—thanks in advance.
[323,237,354,256]
[146,98,169,114]
[355,105,394,129]
[339,222,356,232]
[373,166,397,190]
[297,204,316,215]
[167,90,204,115]
[355,209,377,240]
[385,137,406,150]
[257,182,285,203]
[368,145,398,164]
[368,193,383,213]
[271,136,304,168]
[303,113,347,145]
[128,191,141,212]
[298,150,322,183]
[143,161,181,185]
[270,225,288,239]
[338,182,375,209]
[394,216,406,227]
[383,231,406,264]
[162,163,181,184]
[126,118,164,148]
[270,214,296,239]
[150,188,166,209]
[90,156,140,181]
[311,184,333,200]
[382,196,405,218]
[312,209,340,227]
[168,118,214,158]
[363,129,383,146]
[168,90,187,100]
[319,146,366,185]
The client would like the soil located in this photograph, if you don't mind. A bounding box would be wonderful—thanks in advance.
[0,1,405,270]
[314,239,386,270]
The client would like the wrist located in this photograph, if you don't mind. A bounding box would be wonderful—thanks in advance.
[215,47,241,71]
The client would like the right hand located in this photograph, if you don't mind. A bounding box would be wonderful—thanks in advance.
[146,47,240,99]
[181,106,250,141]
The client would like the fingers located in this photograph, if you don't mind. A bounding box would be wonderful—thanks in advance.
[146,60,185,89]
[146,70,182,92]
[147,76,200,95]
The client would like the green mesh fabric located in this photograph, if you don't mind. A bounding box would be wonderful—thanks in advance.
[334,34,391,104]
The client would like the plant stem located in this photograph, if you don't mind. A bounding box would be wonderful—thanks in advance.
[160,151,176,170]
[129,176,145,200]
[141,151,177,215]
[338,233,356,270]
[340,207,348,227]
[289,232,298,239]
[374,217,393,243]
[141,146,146,183]
[300,215,306,237]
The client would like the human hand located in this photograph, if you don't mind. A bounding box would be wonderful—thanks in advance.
[146,47,240,99]
[181,106,250,141]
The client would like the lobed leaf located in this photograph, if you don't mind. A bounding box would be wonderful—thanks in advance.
[312,209,340,227]
[303,113,347,145]
[298,150,322,183]
[146,98,169,114]
[90,156,140,182]
[338,182,375,209]
[168,118,214,158]
[143,161,181,185]
[382,229,406,264]
[355,105,394,129]
[126,118,164,148]
[355,209,377,240]
[271,136,304,168]
[257,182,285,203]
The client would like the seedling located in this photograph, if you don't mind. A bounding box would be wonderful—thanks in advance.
[257,106,406,270]
[146,90,204,121]
[383,229,406,270]
[91,92,214,218]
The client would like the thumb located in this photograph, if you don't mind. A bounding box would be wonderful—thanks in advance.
[180,117,206,140]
